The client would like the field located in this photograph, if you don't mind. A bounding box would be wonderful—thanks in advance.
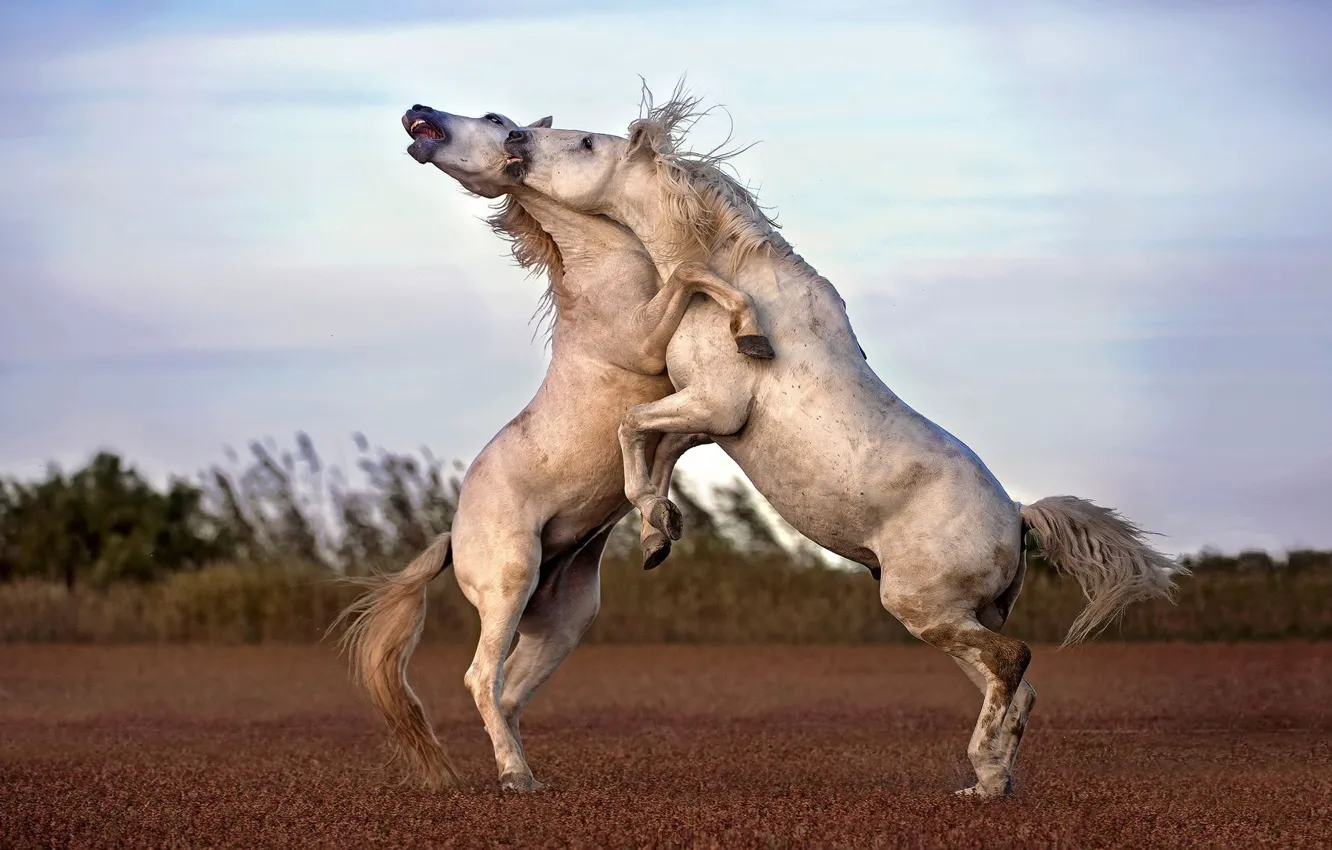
[3,644,1331,848]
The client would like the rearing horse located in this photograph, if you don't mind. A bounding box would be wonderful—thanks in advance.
[502,85,1188,798]
[335,103,774,793]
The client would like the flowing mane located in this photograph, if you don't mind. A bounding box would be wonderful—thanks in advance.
[627,81,787,278]
[485,195,570,340]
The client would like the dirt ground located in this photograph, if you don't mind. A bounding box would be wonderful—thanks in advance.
[2,643,1330,848]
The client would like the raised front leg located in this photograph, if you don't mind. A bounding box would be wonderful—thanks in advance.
[619,388,753,564]
[620,261,774,375]
[640,432,712,570]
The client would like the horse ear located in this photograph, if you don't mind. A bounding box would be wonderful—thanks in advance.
[627,121,654,159]
[526,116,553,128]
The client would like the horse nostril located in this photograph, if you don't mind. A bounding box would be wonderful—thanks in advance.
[506,129,526,142]
[412,104,430,112]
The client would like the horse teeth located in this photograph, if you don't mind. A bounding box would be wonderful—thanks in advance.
[410,120,426,132]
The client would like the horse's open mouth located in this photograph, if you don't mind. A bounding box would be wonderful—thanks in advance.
[407,118,445,141]
[502,137,527,178]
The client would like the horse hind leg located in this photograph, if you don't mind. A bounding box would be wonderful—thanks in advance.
[907,610,1031,798]
[497,526,610,785]
[985,551,1038,777]
[880,516,1034,796]
[1000,676,1037,778]
[454,528,543,792]
[953,599,1038,784]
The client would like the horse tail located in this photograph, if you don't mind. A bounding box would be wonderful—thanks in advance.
[1019,496,1189,647]
[331,532,462,789]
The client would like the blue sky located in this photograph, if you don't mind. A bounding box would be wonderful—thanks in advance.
[2,1,1329,556]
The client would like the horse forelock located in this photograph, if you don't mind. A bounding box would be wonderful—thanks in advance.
[631,79,782,277]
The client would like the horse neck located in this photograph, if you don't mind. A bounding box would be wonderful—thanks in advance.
[512,188,624,299]
[511,188,667,362]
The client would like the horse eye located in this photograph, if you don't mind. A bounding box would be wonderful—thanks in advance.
[484,114,503,125]
[582,136,594,150]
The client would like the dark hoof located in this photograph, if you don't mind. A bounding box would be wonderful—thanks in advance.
[642,532,671,571]
[648,497,684,541]
[499,772,545,793]
[736,334,775,360]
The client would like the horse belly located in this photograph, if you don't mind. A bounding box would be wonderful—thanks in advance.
[716,362,889,562]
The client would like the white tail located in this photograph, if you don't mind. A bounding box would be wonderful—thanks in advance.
[1020,496,1189,646]
[331,533,462,788]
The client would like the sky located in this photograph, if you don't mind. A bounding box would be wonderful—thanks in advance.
[1,0,1329,556]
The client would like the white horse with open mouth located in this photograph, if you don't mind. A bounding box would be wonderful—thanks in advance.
[502,86,1188,798]
[334,103,774,793]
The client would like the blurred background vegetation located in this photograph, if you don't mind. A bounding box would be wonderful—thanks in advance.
[2,432,1329,644]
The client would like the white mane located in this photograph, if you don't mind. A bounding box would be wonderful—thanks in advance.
[627,80,788,278]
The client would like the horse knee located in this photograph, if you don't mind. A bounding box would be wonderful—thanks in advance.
[667,261,711,285]
[619,415,646,443]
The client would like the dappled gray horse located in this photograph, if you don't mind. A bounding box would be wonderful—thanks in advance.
[335,105,774,793]
[503,86,1188,798]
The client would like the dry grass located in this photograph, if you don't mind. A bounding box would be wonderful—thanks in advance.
[3,552,1329,644]
[3,644,1331,847]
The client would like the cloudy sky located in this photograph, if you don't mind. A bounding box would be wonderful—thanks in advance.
[2,0,1328,556]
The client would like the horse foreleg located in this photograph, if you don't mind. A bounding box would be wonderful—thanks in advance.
[498,525,609,779]
[619,388,752,564]
[669,262,774,359]
[640,432,712,570]
[619,262,773,374]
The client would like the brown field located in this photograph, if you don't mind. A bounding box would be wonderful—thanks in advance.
[2,643,1330,849]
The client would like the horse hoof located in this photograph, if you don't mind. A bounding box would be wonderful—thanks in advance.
[648,497,684,541]
[737,334,775,360]
[500,772,545,793]
[954,781,1010,800]
[642,533,671,571]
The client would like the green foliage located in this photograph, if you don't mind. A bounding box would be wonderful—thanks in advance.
[1,431,1330,644]
[0,452,229,588]
[0,432,798,588]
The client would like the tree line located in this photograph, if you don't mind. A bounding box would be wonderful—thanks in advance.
[1,431,1327,590]
[0,432,801,589]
